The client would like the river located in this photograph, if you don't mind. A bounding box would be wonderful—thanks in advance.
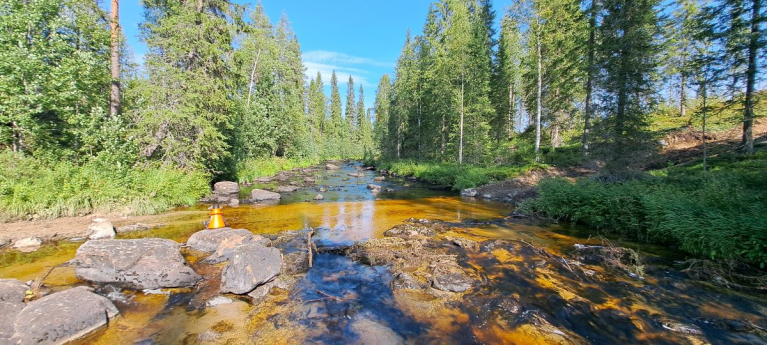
[0,162,764,344]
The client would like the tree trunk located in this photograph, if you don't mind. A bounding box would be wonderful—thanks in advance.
[583,0,596,157]
[459,78,465,165]
[535,24,542,163]
[246,50,262,107]
[741,0,760,154]
[552,123,560,148]
[702,83,708,172]
[680,54,686,118]
[109,0,120,118]
[508,83,514,138]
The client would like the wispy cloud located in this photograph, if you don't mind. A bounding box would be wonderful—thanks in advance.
[303,61,371,88]
[303,51,394,68]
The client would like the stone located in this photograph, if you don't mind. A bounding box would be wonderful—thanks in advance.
[432,272,472,292]
[276,185,299,193]
[213,181,239,195]
[250,189,281,202]
[325,164,340,170]
[451,237,479,251]
[187,228,255,253]
[206,233,270,264]
[373,176,385,181]
[367,184,382,190]
[313,194,324,201]
[253,177,272,183]
[228,198,240,207]
[247,279,279,302]
[206,296,233,308]
[10,286,119,344]
[350,315,405,345]
[220,243,282,294]
[482,194,492,199]
[391,272,422,290]
[273,235,311,276]
[460,188,478,197]
[87,218,116,240]
[304,177,315,183]
[0,279,27,303]
[0,238,10,248]
[75,238,201,289]
[347,172,364,178]
[12,237,42,253]
[0,301,23,342]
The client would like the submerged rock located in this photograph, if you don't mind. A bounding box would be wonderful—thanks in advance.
[350,314,405,345]
[391,272,423,290]
[251,189,281,202]
[314,194,324,201]
[12,237,42,253]
[220,243,282,294]
[10,286,119,344]
[374,176,385,181]
[367,184,382,191]
[273,235,311,275]
[206,296,234,308]
[87,218,115,240]
[432,272,473,292]
[75,238,201,289]
[326,164,340,170]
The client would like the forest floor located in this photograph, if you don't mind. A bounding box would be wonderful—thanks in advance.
[477,119,767,205]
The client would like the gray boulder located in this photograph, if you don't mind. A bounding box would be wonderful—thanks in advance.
[10,286,119,344]
[87,218,115,240]
[250,189,281,202]
[313,194,324,201]
[0,301,23,342]
[75,238,201,289]
[0,279,27,303]
[276,185,299,193]
[220,243,282,294]
[325,164,340,170]
[460,188,478,197]
[187,228,255,253]
[213,181,239,195]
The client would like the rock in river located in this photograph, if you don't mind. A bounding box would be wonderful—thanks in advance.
[251,189,281,202]
[187,228,256,253]
[432,272,473,292]
[460,188,478,197]
[10,286,119,344]
[75,238,201,289]
[220,243,282,294]
[0,279,28,342]
[213,181,239,195]
[12,237,42,253]
[276,185,299,193]
[0,279,27,303]
[326,164,340,170]
[87,218,115,240]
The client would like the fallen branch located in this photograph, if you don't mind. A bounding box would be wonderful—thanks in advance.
[314,289,343,302]
[307,228,315,268]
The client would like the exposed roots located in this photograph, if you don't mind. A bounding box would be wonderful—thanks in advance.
[573,238,645,279]
[682,259,767,291]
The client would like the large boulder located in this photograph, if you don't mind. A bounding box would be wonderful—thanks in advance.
[10,286,119,344]
[460,188,478,197]
[273,234,311,275]
[75,238,201,289]
[187,228,255,253]
[87,218,116,240]
[0,279,27,342]
[250,189,281,202]
[325,164,340,170]
[213,181,239,196]
[220,243,282,294]
[12,238,41,253]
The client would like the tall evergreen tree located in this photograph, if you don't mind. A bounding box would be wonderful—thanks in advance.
[328,70,343,158]
[373,74,393,155]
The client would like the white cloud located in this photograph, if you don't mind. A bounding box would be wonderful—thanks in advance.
[303,50,393,68]
[303,61,371,88]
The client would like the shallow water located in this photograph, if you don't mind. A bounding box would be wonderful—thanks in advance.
[1,162,765,344]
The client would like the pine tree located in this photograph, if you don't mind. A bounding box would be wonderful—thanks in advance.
[373,74,393,155]
[308,72,327,156]
[357,85,373,157]
[328,70,343,158]
[344,75,357,155]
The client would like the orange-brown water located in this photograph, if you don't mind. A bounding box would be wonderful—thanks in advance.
[0,162,765,344]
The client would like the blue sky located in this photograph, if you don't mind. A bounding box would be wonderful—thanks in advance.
[116,0,507,110]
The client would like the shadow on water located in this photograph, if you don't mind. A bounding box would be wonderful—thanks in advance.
[288,254,426,343]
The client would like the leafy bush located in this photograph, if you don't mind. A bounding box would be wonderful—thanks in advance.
[0,151,209,221]
[522,151,767,267]
[235,157,319,183]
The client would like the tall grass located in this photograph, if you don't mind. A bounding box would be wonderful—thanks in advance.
[376,160,547,191]
[522,151,767,267]
[235,157,320,182]
[0,152,209,221]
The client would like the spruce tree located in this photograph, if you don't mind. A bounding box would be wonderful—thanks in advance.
[373,74,393,155]
[328,71,343,158]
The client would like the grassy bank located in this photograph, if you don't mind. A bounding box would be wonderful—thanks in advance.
[234,157,320,183]
[521,151,767,268]
[375,160,547,191]
[0,152,209,222]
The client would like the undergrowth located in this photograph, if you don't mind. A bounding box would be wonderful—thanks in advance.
[521,150,767,268]
[235,157,319,183]
[0,152,209,221]
[375,160,548,191]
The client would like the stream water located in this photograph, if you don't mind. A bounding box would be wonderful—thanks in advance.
[0,162,765,344]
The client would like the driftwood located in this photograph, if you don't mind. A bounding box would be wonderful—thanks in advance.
[307,228,315,268]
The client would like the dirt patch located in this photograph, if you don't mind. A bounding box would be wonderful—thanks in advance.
[0,211,204,244]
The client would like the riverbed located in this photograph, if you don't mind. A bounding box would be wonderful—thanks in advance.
[0,162,765,344]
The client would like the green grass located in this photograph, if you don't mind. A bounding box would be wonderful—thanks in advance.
[521,150,767,268]
[234,156,320,183]
[0,152,210,222]
[375,159,547,191]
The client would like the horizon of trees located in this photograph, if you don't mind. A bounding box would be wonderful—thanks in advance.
[0,0,763,179]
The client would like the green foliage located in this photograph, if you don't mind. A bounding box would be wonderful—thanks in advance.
[522,151,767,267]
[376,159,546,191]
[234,157,319,183]
[0,152,209,221]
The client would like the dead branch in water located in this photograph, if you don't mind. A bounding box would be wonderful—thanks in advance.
[682,259,767,291]
[27,265,59,301]
[314,289,343,302]
[307,228,315,268]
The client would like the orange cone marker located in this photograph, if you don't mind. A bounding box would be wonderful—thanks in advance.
[206,205,227,229]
